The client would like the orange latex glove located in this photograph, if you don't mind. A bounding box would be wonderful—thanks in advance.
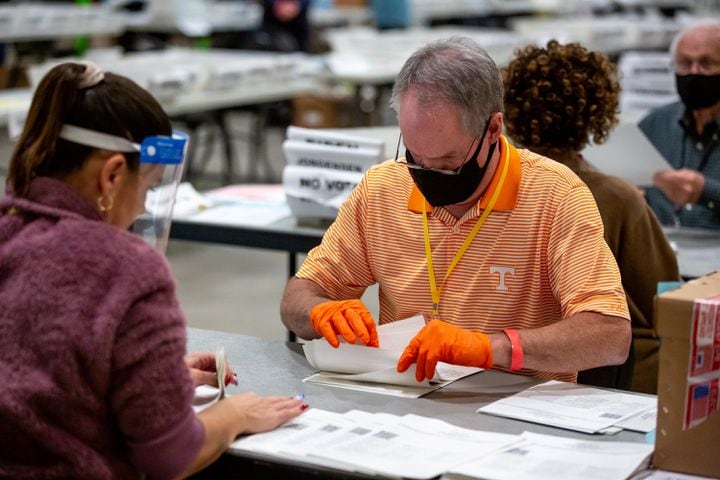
[310,299,379,348]
[397,319,493,382]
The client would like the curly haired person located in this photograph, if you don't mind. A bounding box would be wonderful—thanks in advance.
[503,41,679,393]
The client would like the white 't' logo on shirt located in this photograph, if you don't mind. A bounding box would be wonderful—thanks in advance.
[490,266,515,291]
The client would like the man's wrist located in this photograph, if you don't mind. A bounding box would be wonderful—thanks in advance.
[489,332,512,369]
[503,329,524,371]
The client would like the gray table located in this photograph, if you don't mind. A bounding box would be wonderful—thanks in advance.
[187,327,650,479]
[662,226,720,280]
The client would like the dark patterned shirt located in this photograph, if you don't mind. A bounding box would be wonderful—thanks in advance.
[640,101,720,229]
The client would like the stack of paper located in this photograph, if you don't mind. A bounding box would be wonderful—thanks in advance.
[445,431,654,480]
[231,408,518,479]
[302,316,482,397]
[478,380,657,434]
[230,407,654,480]
[282,126,384,220]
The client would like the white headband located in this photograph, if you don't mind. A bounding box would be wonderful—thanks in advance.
[77,61,105,89]
[58,124,139,153]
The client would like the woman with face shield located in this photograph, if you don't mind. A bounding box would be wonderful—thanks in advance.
[0,62,305,479]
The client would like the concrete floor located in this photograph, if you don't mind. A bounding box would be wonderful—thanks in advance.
[168,240,295,340]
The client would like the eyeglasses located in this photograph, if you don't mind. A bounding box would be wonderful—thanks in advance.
[393,133,482,176]
[674,56,720,75]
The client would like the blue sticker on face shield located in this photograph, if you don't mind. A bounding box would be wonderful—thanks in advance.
[140,131,188,165]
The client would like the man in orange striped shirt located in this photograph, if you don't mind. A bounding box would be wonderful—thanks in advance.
[281,36,631,383]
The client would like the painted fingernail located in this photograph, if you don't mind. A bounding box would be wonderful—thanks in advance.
[300,403,309,411]
[294,393,305,400]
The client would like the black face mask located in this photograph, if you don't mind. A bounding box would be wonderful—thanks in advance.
[407,121,496,207]
[676,73,720,110]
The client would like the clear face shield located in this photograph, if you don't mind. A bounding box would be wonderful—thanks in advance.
[132,132,188,253]
[58,125,188,254]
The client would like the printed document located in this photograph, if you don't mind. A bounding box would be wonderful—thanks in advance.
[231,408,653,480]
[231,408,518,480]
[446,431,654,480]
[614,407,657,433]
[477,380,657,433]
[302,316,482,397]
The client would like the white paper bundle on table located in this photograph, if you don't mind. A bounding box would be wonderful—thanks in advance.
[282,126,383,221]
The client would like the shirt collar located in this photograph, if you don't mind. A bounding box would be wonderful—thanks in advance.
[407,135,521,214]
[679,109,720,142]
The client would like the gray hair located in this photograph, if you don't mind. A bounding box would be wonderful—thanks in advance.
[390,36,503,136]
[669,18,720,60]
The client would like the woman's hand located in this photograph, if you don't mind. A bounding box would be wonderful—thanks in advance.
[226,393,307,434]
[184,352,236,388]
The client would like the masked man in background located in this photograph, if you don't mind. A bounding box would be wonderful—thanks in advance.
[640,19,720,229]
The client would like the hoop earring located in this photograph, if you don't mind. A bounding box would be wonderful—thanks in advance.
[97,195,114,213]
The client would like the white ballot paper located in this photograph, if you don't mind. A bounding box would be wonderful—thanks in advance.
[477,380,657,434]
[446,431,654,480]
[216,346,227,400]
[230,408,519,480]
[631,470,719,480]
[303,316,482,398]
[583,122,671,186]
[192,347,229,413]
[614,407,657,433]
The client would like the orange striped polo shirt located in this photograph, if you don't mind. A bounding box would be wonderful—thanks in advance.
[296,135,629,382]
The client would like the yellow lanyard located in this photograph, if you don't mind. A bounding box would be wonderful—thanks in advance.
[421,140,510,319]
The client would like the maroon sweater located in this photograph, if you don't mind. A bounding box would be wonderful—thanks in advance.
[0,177,204,479]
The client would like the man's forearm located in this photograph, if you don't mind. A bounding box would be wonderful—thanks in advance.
[489,312,631,373]
[280,277,332,340]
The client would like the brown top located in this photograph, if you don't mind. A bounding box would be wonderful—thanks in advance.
[571,157,679,333]
[570,156,680,392]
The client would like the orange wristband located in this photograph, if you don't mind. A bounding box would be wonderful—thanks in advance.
[503,329,523,371]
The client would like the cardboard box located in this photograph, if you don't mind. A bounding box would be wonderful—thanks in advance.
[292,95,353,129]
[654,271,720,478]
